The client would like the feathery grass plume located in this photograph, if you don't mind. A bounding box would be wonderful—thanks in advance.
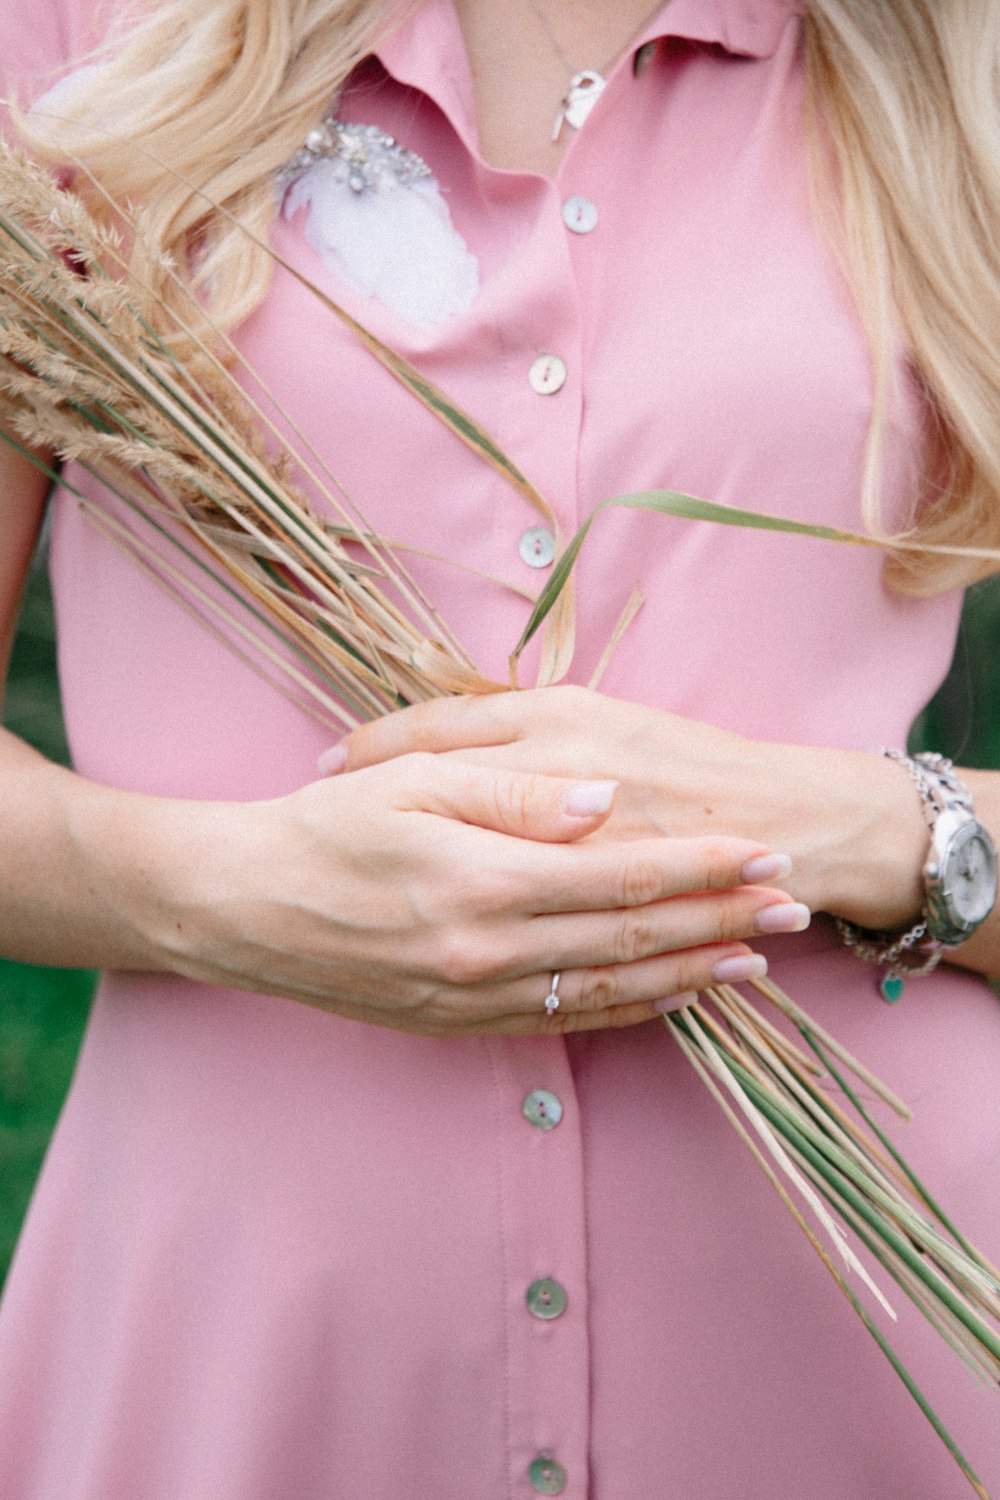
[1,140,999,1494]
[0,143,505,727]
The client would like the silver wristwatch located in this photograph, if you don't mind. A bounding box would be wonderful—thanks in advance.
[885,750,998,947]
[835,750,998,1002]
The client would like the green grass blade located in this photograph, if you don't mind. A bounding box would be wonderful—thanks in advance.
[510,512,597,659]
[668,1013,992,1499]
[789,1015,995,1272]
[511,488,1000,667]
[511,486,870,663]
[733,1064,1000,1366]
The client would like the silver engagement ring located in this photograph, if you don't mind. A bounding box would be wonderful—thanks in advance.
[544,972,561,1017]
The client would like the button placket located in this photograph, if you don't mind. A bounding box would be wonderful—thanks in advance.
[487,1034,589,1498]
[485,184,589,1495]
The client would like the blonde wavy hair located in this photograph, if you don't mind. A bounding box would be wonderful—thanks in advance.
[16,0,1000,594]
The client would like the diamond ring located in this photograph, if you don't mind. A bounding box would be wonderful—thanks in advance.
[544,972,561,1017]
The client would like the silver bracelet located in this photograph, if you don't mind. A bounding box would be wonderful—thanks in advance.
[833,912,942,1003]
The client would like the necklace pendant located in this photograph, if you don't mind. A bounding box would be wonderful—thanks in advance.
[561,70,606,132]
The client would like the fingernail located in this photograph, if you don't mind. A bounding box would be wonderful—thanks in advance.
[317,743,348,776]
[753,901,811,935]
[711,953,768,984]
[561,780,618,817]
[653,991,698,1014]
[741,853,793,884]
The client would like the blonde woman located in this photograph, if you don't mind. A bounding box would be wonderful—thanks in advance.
[2,0,1000,1495]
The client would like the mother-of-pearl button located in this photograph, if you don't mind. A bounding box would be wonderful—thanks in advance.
[522,1088,563,1128]
[518,527,556,569]
[529,1457,568,1495]
[528,353,567,394]
[526,1278,568,1320]
[562,194,598,234]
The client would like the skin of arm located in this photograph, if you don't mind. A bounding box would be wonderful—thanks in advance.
[0,444,804,1035]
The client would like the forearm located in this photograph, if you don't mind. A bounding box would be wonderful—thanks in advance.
[0,729,802,1034]
[0,449,163,968]
[0,726,192,970]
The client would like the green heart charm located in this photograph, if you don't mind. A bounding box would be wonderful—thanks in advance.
[880,974,905,1004]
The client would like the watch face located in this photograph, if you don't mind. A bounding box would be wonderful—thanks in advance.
[935,816,999,935]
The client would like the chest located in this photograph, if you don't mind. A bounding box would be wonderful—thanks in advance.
[448,0,671,174]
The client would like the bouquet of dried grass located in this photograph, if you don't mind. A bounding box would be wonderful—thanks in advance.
[3,140,1000,1494]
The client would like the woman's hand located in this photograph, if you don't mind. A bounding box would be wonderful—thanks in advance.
[332,685,930,933]
[119,752,801,1037]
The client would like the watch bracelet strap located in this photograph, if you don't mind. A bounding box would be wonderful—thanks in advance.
[882,747,974,821]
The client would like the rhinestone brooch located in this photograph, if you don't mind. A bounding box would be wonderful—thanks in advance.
[276,117,433,197]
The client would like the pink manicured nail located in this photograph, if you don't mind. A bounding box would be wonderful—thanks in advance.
[653,991,698,1014]
[711,953,768,984]
[561,780,618,817]
[317,744,348,776]
[753,902,811,935]
[741,853,793,884]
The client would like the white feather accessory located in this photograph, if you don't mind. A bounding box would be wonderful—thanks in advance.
[280,120,479,329]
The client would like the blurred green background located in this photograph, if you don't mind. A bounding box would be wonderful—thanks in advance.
[0,535,95,1288]
[1,537,999,1288]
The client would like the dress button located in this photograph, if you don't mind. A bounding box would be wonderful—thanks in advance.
[528,354,567,395]
[518,527,556,569]
[529,1456,569,1495]
[526,1278,568,1321]
[522,1088,563,1129]
[562,194,598,234]
[633,40,657,76]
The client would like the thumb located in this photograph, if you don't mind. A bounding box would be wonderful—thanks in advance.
[415,761,618,843]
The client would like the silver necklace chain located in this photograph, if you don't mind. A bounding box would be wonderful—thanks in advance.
[525,0,666,139]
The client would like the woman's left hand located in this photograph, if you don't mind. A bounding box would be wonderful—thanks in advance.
[327,686,928,931]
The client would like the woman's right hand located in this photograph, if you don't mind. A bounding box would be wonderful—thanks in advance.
[117,753,799,1036]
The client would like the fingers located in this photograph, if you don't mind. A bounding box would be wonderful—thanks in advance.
[544,943,768,1018]
[328,694,523,773]
[417,886,795,1023]
[427,942,768,1036]
[526,887,807,971]
[510,834,793,914]
[402,754,620,844]
[401,871,806,1034]
[391,755,790,887]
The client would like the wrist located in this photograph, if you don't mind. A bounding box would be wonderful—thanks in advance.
[64,781,232,973]
[800,747,927,929]
[823,748,1000,948]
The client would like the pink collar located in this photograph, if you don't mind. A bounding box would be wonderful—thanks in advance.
[639,0,803,59]
[374,0,802,150]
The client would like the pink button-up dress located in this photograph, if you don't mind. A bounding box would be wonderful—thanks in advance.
[3,1,1000,1496]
